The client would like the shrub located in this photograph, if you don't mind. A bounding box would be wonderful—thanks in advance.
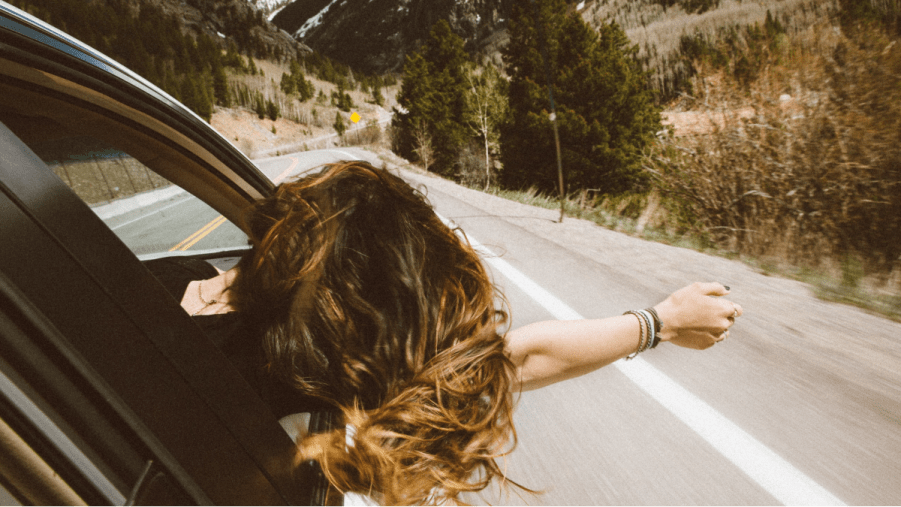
[646,23,901,274]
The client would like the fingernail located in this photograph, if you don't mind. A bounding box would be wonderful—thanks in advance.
[723,285,731,291]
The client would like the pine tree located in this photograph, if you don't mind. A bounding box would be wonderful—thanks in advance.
[213,63,231,107]
[254,93,267,119]
[280,72,296,95]
[371,84,385,106]
[266,99,280,121]
[333,111,347,137]
[392,52,432,162]
[392,20,470,175]
[500,0,661,195]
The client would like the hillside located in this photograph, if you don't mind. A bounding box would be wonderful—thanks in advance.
[578,0,838,99]
[213,58,398,159]
[271,0,514,74]
[267,0,838,92]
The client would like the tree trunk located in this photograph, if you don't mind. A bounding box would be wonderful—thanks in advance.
[483,131,490,191]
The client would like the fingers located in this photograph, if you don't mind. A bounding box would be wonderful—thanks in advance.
[724,301,740,319]
[694,281,730,297]
[697,282,742,322]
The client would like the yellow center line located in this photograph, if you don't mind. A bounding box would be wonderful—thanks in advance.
[180,216,227,251]
[272,156,299,184]
[170,156,299,252]
[169,215,226,251]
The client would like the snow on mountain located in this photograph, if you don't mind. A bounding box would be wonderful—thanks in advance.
[295,0,340,38]
[247,0,293,15]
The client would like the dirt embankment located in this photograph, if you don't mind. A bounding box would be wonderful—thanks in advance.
[211,108,330,157]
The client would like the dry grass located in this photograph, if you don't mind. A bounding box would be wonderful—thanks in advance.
[579,0,837,96]
[640,22,901,313]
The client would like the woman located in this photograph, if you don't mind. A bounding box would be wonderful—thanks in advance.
[149,161,741,505]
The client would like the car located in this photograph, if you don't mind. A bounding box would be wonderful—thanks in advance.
[0,2,337,504]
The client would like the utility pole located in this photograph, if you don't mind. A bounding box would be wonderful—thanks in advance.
[530,0,566,223]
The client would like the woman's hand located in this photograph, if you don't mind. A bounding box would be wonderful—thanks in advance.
[653,282,742,350]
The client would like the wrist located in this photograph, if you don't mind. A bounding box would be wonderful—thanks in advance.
[652,301,678,342]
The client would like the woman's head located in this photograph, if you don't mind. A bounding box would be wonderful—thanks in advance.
[233,161,518,504]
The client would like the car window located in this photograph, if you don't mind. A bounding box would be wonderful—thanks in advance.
[23,133,249,259]
[0,484,18,504]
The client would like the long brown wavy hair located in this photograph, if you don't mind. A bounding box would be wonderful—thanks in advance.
[230,161,520,504]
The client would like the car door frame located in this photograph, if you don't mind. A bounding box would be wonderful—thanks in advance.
[0,3,327,504]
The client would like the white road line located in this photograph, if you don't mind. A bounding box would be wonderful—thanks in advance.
[329,148,359,160]
[440,215,844,506]
[110,196,193,230]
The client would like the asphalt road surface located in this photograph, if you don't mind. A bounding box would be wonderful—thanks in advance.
[105,148,901,505]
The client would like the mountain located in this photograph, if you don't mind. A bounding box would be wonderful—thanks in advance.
[148,0,311,59]
[270,0,515,74]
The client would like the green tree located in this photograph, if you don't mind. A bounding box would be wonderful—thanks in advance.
[500,0,661,195]
[330,83,354,112]
[179,73,212,121]
[282,60,315,102]
[333,111,347,137]
[253,92,267,119]
[224,42,247,71]
[280,71,296,95]
[392,52,432,161]
[213,63,231,107]
[297,74,315,102]
[392,20,470,175]
[371,84,385,106]
[266,99,280,121]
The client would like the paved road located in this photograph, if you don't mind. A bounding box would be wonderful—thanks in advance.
[104,148,901,505]
[104,149,358,257]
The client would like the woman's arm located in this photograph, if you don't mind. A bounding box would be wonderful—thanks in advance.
[505,282,742,391]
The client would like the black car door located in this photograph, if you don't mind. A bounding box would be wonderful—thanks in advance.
[0,4,328,504]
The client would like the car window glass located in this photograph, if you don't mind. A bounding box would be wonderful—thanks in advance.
[0,484,18,505]
[23,134,249,259]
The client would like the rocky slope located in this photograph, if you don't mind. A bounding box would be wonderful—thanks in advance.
[144,0,311,59]
[271,0,516,74]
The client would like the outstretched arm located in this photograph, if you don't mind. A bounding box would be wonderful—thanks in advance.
[504,282,741,391]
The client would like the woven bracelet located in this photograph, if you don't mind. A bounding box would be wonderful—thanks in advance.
[623,311,646,360]
[636,310,655,353]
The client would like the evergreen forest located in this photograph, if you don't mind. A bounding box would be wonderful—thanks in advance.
[393,0,661,196]
[7,0,386,123]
